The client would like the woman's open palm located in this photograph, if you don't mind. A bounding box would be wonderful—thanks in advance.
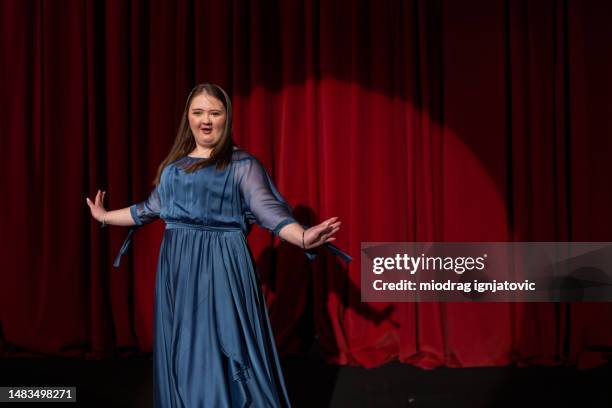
[303,217,341,249]
[85,190,107,222]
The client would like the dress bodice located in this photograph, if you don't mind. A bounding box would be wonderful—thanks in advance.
[130,150,296,235]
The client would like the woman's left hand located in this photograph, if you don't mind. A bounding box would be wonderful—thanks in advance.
[303,217,341,249]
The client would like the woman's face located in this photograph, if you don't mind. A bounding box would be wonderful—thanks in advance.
[188,92,227,149]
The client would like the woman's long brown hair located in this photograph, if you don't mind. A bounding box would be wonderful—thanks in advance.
[153,83,234,185]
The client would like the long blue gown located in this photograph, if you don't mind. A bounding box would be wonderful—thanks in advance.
[129,149,295,407]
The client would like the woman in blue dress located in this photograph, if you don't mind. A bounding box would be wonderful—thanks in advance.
[86,83,342,407]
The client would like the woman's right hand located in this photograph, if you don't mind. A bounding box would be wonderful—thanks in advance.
[85,189,108,222]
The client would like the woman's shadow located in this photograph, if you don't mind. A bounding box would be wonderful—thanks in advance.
[255,205,397,407]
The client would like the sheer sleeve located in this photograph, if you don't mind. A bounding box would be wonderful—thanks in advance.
[129,186,161,226]
[233,153,352,263]
[237,158,297,235]
[114,186,161,268]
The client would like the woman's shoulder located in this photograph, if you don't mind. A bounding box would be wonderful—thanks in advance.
[230,148,271,177]
[231,147,257,163]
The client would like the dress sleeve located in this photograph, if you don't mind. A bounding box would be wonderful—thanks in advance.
[114,186,161,268]
[129,186,161,226]
[238,158,297,235]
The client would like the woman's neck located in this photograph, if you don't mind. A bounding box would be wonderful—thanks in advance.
[189,147,212,158]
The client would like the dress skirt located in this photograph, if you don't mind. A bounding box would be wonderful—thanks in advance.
[152,222,290,407]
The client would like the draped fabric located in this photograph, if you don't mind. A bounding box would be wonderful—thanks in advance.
[1,0,611,369]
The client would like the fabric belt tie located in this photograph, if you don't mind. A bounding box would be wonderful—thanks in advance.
[165,222,243,232]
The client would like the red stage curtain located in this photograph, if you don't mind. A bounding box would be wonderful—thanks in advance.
[1,0,611,368]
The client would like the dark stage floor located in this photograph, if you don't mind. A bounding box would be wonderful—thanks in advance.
[0,348,610,407]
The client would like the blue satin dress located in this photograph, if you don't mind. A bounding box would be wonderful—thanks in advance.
[129,149,295,407]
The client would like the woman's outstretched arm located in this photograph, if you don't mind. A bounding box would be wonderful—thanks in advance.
[85,189,136,227]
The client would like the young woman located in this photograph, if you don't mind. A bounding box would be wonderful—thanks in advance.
[86,83,342,407]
